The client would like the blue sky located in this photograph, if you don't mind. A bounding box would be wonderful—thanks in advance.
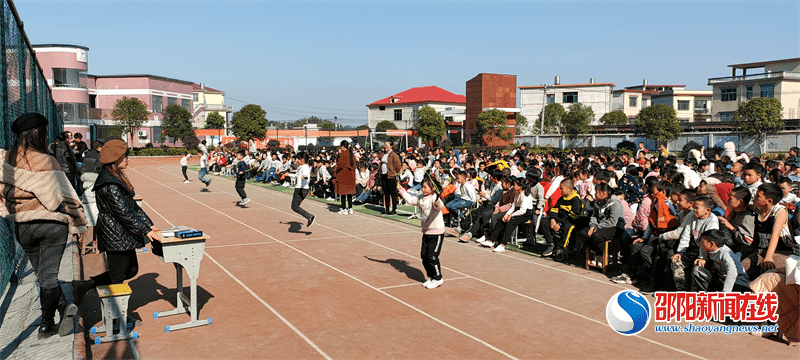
[16,0,800,126]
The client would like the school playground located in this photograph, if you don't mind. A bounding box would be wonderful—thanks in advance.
[77,157,797,360]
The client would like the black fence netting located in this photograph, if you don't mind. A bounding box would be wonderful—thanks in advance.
[0,0,63,292]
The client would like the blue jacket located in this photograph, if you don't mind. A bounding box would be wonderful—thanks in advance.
[237,161,248,180]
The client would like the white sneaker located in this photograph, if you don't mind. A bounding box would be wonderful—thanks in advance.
[241,198,250,205]
[183,180,190,183]
[337,209,347,215]
[479,240,494,247]
[282,182,290,187]
[493,245,506,252]
[422,278,432,287]
[476,236,486,243]
[425,279,443,289]
[326,197,335,201]
[348,208,353,214]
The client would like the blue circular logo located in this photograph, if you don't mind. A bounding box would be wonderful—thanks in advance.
[606,290,651,336]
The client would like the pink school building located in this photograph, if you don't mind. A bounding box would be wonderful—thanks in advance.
[33,44,194,147]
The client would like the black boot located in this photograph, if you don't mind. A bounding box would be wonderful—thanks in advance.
[38,287,60,339]
[72,278,95,307]
[56,287,78,336]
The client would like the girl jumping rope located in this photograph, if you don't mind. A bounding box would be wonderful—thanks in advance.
[398,174,446,289]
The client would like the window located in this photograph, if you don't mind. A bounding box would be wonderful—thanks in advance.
[56,102,88,123]
[152,126,162,144]
[182,99,191,111]
[629,96,638,107]
[193,93,199,102]
[546,94,555,104]
[760,83,775,98]
[52,68,87,88]
[641,98,647,108]
[562,92,578,103]
[394,109,402,121]
[678,100,690,110]
[721,87,737,101]
[445,107,453,111]
[379,106,385,111]
[168,97,177,106]
[695,100,706,108]
[152,95,163,112]
[720,112,735,122]
[445,116,453,122]
[746,86,753,100]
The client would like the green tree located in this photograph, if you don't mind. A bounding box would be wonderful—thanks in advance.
[111,96,149,144]
[161,104,194,144]
[600,110,629,125]
[476,109,513,146]
[515,112,528,133]
[633,104,682,144]
[318,119,336,131]
[356,124,370,130]
[561,103,594,140]
[204,112,225,129]
[230,104,269,141]
[734,97,784,154]
[533,103,565,134]
[416,105,446,145]
[374,120,398,143]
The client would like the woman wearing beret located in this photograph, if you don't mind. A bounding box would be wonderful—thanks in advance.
[73,139,160,304]
[0,113,87,339]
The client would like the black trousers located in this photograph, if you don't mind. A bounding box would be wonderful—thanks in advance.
[421,234,444,280]
[93,250,139,285]
[691,264,751,293]
[641,238,677,289]
[489,210,533,246]
[576,227,617,254]
[235,178,247,199]
[291,188,313,220]
[382,175,398,213]
[340,194,353,209]
[182,166,188,181]
[15,220,68,289]
[539,217,583,250]
[469,204,494,236]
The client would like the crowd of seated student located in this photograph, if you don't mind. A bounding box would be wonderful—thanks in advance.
[202,141,799,346]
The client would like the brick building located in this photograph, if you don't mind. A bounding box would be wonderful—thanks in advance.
[465,73,518,146]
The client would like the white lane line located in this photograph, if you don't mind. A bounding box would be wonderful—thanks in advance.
[134,167,519,360]
[155,164,626,288]
[139,167,707,360]
[377,276,471,290]
[204,232,416,249]
[141,200,332,360]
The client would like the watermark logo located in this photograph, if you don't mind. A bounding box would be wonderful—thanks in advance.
[606,290,651,336]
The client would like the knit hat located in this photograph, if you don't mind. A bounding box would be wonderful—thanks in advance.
[99,139,128,164]
[11,113,48,134]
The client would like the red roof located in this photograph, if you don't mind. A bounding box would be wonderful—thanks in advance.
[367,86,466,107]
[193,83,223,93]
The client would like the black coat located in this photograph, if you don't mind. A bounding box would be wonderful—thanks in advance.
[93,170,153,252]
[54,142,77,174]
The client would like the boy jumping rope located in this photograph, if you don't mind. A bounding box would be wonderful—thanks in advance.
[398,174,446,289]
[291,152,316,227]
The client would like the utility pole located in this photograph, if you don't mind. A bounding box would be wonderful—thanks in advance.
[540,84,547,135]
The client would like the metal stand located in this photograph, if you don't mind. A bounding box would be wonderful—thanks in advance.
[91,284,138,344]
[152,232,212,332]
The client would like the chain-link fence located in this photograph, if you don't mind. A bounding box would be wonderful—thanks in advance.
[0,0,63,292]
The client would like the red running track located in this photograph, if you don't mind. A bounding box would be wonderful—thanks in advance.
[79,157,797,359]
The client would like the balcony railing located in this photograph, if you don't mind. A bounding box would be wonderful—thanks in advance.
[694,108,709,114]
[708,71,800,85]
[52,84,87,89]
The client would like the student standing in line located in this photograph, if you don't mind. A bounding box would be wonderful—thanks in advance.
[291,152,316,227]
[235,151,250,205]
[180,152,191,183]
[398,176,445,289]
